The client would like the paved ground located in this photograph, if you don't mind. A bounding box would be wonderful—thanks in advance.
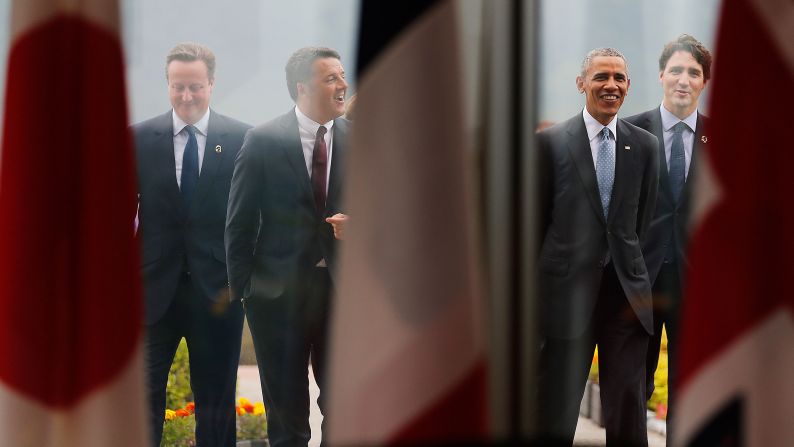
[238,365,666,447]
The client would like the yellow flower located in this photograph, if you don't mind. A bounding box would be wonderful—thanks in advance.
[253,402,266,416]
[238,397,251,406]
[164,409,176,421]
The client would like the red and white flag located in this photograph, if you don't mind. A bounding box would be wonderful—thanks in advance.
[328,1,488,444]
[0,1,147,445]
[675,0,794,445]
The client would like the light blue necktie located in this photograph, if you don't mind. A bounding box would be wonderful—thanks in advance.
[668,122,687,204]
[181,125,199,208]
[596,127,614,219]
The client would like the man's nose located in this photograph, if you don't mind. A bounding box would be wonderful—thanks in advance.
[181,90,192,101]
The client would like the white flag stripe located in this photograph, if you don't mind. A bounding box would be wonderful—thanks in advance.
[675,311,794,447]
[0,344,148,447]
[329,1,485,444]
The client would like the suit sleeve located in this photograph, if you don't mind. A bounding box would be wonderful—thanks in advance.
[225,129,261,301]
[536,130,554,254]
[636,134,659,242]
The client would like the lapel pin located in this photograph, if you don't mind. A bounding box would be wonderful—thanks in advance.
[624,145,631,150]
[701,136,708,143]
[215,145,222,154]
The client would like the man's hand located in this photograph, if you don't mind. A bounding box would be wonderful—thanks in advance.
[325,213,348,240]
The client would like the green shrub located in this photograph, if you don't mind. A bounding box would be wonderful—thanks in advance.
[161,413,195,447]
[166,338,193,410]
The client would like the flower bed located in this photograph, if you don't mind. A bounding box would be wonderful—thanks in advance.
[161,398,267,446]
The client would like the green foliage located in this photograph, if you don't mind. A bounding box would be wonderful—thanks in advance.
[161,414,196,447]
[166,338,193,410]
[238,413,268,441]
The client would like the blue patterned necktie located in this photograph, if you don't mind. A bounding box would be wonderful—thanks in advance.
[181,125,199,207]
[669,122,687,203]
[595,127,615,219]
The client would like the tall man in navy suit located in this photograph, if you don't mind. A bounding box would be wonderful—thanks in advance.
[626,35,712,445]
[225,47,349,447]
[133,42,251,447]
[536,48,659,446]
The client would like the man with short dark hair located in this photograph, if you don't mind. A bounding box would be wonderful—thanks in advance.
[225,46,350,446]
[134,42,251,446]
[626,34,712,445]
[536,47,659,446]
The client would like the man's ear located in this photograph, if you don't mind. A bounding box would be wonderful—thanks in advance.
[296,82,307,97]
[575,76,584,93]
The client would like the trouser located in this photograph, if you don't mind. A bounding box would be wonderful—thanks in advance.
[145,273,244,447]
[245,267,332,447]
[537,264,650,447]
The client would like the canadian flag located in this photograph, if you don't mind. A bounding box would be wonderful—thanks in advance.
[328,1,488,444]
[674,0,794,445]
[0,1,147,446]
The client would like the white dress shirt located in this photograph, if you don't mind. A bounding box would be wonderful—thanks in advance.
[295,106,334,194]
[659,105,698,179]
[173,108,210,188]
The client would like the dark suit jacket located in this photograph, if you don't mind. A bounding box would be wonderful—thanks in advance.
[225,108,349,302]
[625,108,709,285]
[537,113,659,339]
[134,110,251,324]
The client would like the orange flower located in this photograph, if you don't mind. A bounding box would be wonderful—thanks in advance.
[175,409,190,418]
[185,402,196,414]
[236,406,246,416]
[243,403,255,414]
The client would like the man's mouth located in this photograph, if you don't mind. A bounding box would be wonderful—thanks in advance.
[335,93,345,103]
[601,94,619,101]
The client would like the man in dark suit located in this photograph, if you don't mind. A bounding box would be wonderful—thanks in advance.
[536,47,659,446]
[626,35,712,444]
[134,42,250,447]
[225,46,349,447]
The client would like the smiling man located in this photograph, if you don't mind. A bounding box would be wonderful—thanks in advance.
[535,47,659,446]
[133,42,251,447]
[225,47,350,446]
[626,35,712,446]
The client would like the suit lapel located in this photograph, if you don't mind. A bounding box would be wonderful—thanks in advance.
[567,117,606,225]
[609,119,635,223]
[280,110,314,200]
[190,110,226,217]
[647,110,675,207]
[681,113,708,211]
[152,111,184,219]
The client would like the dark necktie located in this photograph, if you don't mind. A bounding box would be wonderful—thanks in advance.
[311,126,328,214]
[669,122,687,203]
[181,125,199,207]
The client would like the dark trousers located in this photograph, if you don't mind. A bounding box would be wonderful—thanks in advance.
[145,273,245,447]
[646,262,681,447]
[245,267,331,447]
[537,265,650,447]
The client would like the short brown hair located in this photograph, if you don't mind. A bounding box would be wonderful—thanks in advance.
[658,35,712,81]
[285,47,341,101]
[166,42,216,81]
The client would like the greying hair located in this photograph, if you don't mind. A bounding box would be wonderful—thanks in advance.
[285,47,341,101]
[166,42,216,81]
[580,47,628,77]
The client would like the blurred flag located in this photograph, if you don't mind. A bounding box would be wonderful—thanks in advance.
[328,1,488,444]
[0,1,147,446]
[675,0,794,445]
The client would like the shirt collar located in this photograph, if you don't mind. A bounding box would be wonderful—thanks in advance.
[582,108,617,141]
[295,106,334,135]
[172,108,210,136]
[659,104,698,133]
